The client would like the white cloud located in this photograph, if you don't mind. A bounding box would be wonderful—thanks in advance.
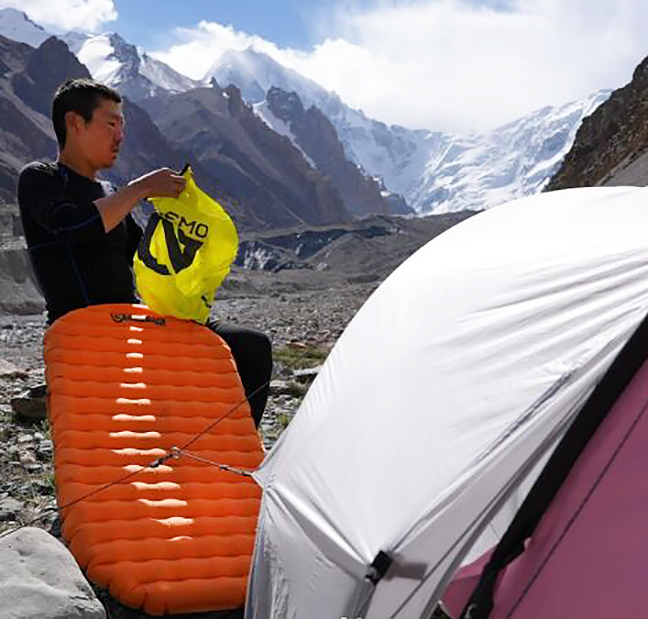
[151,21,282,81]
[152,0,648,132]
[0,0,116,33]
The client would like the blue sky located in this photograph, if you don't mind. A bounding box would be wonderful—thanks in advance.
[112,0,332,51]
[3,0,648,132]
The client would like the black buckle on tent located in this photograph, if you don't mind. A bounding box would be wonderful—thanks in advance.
[347,552,394,617]
[366,551,393,585]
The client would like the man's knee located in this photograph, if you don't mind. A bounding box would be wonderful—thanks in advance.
[236,329,272,367]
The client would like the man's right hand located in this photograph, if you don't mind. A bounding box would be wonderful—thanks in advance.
[130,168,187,200]
[96,168,187,233]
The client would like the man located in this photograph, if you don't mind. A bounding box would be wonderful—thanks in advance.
[18,78,271,425]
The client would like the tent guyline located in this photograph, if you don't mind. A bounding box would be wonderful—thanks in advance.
[178,448,256,478]
[0,441,256,543]
[0,338,321,543]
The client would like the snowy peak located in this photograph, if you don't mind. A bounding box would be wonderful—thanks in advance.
[65,31,199,102]
[104,32,142,78]
[0,8,50,47]
[412,89,612,213]
[207,47,337,112]
[209,47,418,203]
[59,31,90,54]
[207,48,267,102]
[205,45,614,214]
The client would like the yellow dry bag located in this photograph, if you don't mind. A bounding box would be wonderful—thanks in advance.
[134,166,238,323]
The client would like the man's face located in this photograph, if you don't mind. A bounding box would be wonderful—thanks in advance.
[68,98,125,170]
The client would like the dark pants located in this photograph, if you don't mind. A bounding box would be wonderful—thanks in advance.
[206,321,272,427]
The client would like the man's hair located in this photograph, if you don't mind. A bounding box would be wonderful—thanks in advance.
[52,78,122,148]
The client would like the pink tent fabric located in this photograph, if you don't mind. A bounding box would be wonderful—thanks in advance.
[444,359,648,618]
[443,549,493,617]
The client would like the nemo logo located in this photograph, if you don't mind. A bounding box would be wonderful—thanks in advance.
[160,210,209,238]
[138,212,205,276]
[110,313,166,326]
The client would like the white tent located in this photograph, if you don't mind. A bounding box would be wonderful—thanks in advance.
[245,187,648,619]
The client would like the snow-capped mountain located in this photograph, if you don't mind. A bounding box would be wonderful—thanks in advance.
[207,48,330,110]
[0,8,50,46]
[208,48,430,201]
[0,9,199,102]
[61,32,199,102]
[411,89,612,213]
[208,47,610,213]
[0,7,613,216]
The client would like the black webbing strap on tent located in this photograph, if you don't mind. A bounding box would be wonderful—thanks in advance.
[346,551,394,617]
[459,310,648,619]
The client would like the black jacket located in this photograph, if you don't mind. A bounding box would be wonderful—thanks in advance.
[18,161,142,323]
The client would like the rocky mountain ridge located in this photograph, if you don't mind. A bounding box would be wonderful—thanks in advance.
[0,32,355,229]
[207,46,611,213]
[3,16,399,220]
[263,87,409,217]
[144,83,351,229]
[0,7,48,47]
[64,32,200,102]
[0,35,198,208]
[234,210,474,278]
[206,46,433,207]
[548,55,648,190]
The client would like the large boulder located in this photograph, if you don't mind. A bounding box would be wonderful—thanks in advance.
[0,527,105,619]
[0,242,44,315]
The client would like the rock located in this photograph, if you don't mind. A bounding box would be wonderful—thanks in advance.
[0,527,106,619]
[548,55,648,190]
[0,358,27,379]
[22,461,43,474]
[11,387,47,421]
[293,365,322,383]
[266,87,394,218]
[269,379,291,395]
[28,383,47,398]
[0,497,24,521]
[37,439,53,461]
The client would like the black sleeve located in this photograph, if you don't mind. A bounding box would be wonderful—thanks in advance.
[18,163,106,242]
[125,213,143,259]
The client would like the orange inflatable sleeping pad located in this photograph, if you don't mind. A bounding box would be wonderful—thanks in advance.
[44,304,265,615]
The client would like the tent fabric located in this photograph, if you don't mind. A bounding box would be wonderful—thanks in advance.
[450,305,648,618]
[485,357,648,618]
[45,304,264,616]
[245,187,648,619]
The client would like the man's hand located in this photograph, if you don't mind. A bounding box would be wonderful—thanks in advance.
[129,168,187,200]
[95,168,187,233]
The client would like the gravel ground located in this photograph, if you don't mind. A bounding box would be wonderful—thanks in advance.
[0,283,452,619]
[0,284,380,617]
